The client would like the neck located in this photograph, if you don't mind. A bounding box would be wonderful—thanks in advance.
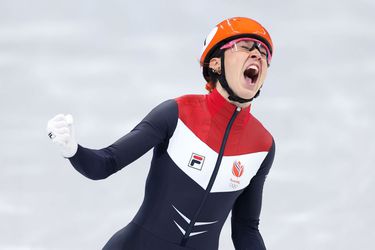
[215,83,251,108]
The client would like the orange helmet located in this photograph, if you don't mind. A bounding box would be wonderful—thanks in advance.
[200,17,273,82]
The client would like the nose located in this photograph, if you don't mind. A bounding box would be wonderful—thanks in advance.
[249,49,262,60]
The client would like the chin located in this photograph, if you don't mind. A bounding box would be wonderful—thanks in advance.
[240,85,260,99]
[246,92,258,99]
[237,91,256,100]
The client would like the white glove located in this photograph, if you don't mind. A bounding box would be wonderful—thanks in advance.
[46,114,78,158]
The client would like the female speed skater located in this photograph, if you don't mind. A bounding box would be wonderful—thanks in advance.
[47,17,276,250]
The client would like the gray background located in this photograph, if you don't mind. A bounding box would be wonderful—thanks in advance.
[1,0,374,249]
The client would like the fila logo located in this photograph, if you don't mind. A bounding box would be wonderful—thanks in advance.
[232,160,244,178]
[188,153,205,170]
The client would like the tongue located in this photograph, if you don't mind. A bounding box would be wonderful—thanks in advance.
[244,75,255,86]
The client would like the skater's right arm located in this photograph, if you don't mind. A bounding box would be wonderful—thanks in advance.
[47,100,178,180]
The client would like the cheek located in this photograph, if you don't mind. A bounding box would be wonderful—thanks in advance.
[223,52,234,71]
[224,60,236,80]
[258,66,268,83]
[224,55,243,79]
[261,66,268,78]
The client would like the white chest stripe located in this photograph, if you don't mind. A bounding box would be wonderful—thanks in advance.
[168,119,268,193]
[172,205,217,237]
[172,205,218,225]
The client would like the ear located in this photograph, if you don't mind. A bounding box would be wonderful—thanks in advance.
[208,57,221,71]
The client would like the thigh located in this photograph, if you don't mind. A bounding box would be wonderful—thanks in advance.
[102,222,194,250]
[102,222,141,250]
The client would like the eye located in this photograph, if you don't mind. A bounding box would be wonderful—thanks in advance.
[259,47,268,57]
[240,45,252,51]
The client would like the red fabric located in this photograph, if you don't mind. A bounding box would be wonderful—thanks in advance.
[175,89,272,155]
[193,155,203,161]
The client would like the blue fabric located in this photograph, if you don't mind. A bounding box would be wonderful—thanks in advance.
[68,98,275,250]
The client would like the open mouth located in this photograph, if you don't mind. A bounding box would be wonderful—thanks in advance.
[244,65,259,85]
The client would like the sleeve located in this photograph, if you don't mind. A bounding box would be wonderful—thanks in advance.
[231,139,275,250]
[67,99,178,180]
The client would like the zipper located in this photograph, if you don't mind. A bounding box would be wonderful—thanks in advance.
[180,106,241,246]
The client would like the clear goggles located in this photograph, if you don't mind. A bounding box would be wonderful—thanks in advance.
[220,38,272,65]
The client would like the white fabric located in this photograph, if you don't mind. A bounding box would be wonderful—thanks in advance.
[46,114,78,158]
[168,119,268,193]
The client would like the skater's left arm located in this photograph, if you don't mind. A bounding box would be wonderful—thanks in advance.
[231,140,275,250]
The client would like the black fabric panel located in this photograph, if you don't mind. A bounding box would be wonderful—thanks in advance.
[231,139,275,249]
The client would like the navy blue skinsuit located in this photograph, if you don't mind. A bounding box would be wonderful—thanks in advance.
[68,89,275,250]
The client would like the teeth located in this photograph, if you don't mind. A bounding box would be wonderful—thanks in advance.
[248,65,259,74]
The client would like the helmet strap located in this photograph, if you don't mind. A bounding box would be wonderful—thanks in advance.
[218,54,260,104]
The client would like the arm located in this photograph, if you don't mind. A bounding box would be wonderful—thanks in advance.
[231,140,275,250]
[68,100,178,180]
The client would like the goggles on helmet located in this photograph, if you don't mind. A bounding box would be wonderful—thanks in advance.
[220,38,272,65]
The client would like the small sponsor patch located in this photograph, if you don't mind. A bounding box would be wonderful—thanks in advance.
[188,153,205,170]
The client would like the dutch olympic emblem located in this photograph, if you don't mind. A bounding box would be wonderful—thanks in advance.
[232,160,244,178]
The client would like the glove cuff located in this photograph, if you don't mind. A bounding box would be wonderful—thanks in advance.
[62,142,78,158]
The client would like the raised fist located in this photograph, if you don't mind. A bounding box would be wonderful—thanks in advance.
[46,114,78,158]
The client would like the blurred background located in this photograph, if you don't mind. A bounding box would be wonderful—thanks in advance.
[1,0,374,249]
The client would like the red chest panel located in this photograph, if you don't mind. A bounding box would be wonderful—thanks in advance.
[175,90,273,156]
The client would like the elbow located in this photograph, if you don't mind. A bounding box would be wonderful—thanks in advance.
[86,174,109,181]
[74,167,112,181]
[232,233,266,250]
[231,218,266,250]
[68,146,118,181]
